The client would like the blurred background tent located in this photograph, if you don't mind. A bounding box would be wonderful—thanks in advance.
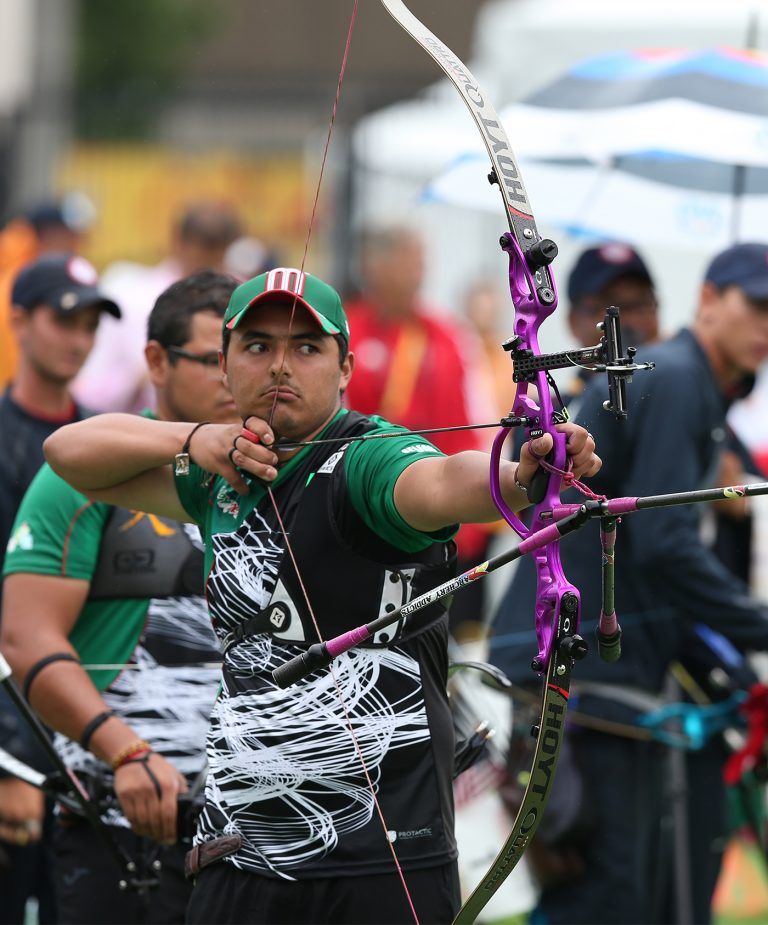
[352,0,768,344]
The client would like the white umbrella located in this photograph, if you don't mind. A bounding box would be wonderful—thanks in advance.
[424,48,768,250]
[425,153,768,251]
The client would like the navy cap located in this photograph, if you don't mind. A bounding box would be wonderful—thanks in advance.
[11,254,121,318]
[568,244,654,304]
[704,242,768,300]
[24,192,96,234]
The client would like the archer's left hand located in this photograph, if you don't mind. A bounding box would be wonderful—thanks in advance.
[516,423,600,491]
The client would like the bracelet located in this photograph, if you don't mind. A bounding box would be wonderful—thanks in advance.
[111,740,153,771]
[79,709,116,751]
[23,652,80,702]
[514,477,529,496]
[174,421,211,476]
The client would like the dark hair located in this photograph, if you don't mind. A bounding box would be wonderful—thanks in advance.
[221,323,348,365]
[147,271,238,348]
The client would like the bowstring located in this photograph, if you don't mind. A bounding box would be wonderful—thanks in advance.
[261,3,420,920]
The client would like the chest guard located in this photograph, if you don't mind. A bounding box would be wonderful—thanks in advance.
[224,411,457,650]
[89,507,204,600]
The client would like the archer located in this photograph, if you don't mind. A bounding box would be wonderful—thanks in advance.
[43,267,599,925]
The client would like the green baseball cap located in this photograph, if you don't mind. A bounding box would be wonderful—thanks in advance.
[223,268,350,344]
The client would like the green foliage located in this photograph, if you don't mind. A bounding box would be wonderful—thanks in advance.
[75,0,223,139]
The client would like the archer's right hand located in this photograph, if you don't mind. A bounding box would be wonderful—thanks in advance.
[187,418,279,495]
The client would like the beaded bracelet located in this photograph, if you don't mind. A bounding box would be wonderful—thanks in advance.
[111,740,152,771]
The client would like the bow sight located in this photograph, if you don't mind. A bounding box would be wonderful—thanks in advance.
[506,302,655,421]
[495,233,655,422]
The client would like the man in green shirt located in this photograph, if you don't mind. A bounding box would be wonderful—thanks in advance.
[2,271,239,923]
[43,267,599,925]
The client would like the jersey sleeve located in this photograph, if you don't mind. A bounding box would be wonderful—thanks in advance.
[173,463,214,527]
[3,464,109,580]
[344,418,458,552]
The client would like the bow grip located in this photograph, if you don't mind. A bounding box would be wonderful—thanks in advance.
[525,427,568,505]
[527,464,550,505]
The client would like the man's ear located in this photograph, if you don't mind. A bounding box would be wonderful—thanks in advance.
[697,281,721,326]
[145,340,170,388]
[219,348,229,391]
[340,350,354,395]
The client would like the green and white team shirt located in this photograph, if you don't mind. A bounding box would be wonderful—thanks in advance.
[3,461,221,827]
[175,409,461,879]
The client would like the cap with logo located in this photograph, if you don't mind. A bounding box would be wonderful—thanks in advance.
[11,253,121,318]
[568,244,654,304]
[223,267,349,345]
[704,242,768,301]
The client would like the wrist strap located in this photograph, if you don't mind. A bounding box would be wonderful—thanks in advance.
[23,652,80,702]
[111,739,152,770]
[79,709,116,751]
[123,753,162,799]
[175,421,211,476]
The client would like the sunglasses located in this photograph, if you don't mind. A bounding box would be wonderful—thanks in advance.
[167,346,222,378]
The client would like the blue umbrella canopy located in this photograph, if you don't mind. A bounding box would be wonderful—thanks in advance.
[527,47,768,114]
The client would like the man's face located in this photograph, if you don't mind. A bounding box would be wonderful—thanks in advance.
[14,304,101,384]
[155,311,238,424]
[363,233,425,316]
[569,276,659,349]
[698,283,768,379]
[221,301,353,442]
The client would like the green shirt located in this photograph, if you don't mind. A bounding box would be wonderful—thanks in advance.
[4,463,148,691]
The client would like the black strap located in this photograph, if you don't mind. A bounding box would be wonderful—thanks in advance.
[182,421,211,464]
[119,753,161,799]
[175,421,211,476]
[225,609,283,653]
[23,652,80,702]
[79,709,116,751]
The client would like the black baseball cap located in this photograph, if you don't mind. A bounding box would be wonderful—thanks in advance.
[11,253,121,318]
[568,244,654,304]
[704,242,768,300]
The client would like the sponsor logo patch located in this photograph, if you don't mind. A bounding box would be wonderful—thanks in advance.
[401,444,439,455]
[7,521,33,553]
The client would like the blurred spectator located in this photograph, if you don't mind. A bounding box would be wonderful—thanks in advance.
[0,253,119,925]
[1,254,120,556]
[564,243,660,410]
[223,235,281,281]
[565,243,756,578]
[492,241,768,925]
[343,224,490,613]
[72,200,241,413]
[0,194,96,387]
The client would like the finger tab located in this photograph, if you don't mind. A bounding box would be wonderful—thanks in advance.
[240,428,261,445]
